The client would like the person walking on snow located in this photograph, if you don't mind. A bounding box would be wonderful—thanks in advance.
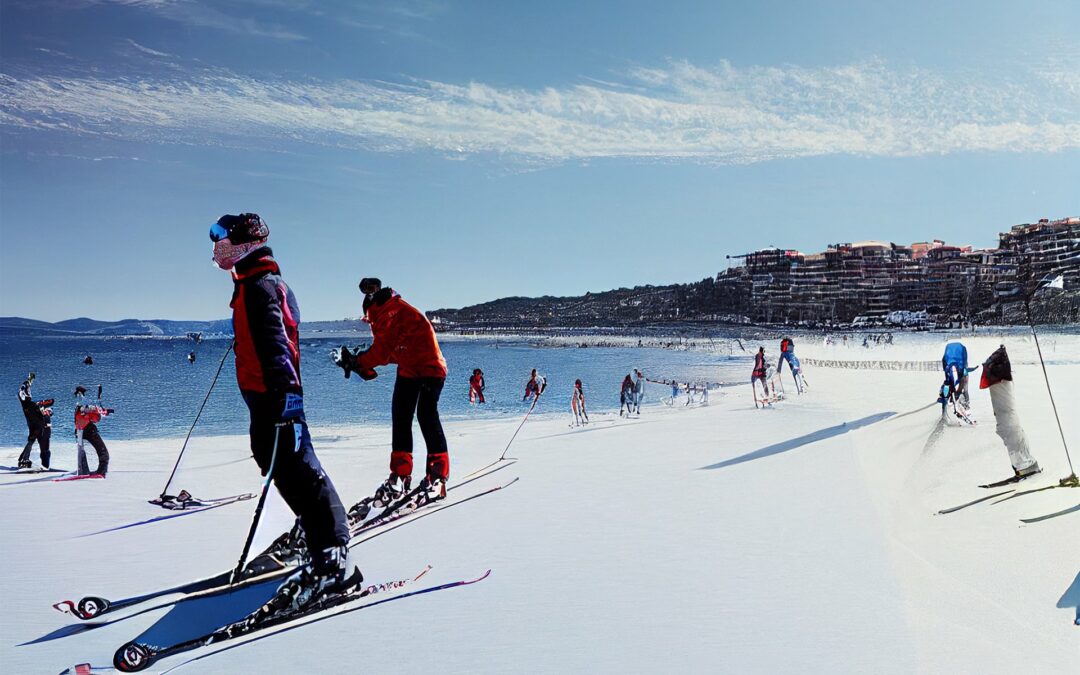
[633,370,646,414]
[942,341,971,409]
[751,347,769,404]
[469,368,486,404]
[210,212,353,613]
[619,374,635,416]
[333,278,451,508]
[980,345,1040,479]
[571,379,588,426]
[524,369,546,402]
[777,337,805,393]
[17,372,53,469]
[73,385,111,476]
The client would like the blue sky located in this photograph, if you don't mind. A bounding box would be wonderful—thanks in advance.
[1,0,1078,321]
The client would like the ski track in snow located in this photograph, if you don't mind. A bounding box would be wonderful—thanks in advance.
[0,331,1077,673]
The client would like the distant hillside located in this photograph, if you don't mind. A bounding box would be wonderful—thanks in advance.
[428,277,750,329]
[0,316,367,338]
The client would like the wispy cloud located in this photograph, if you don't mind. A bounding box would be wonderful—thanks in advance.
[79,0,307,41]
[1,59,1078,164]
[125,39,174,58]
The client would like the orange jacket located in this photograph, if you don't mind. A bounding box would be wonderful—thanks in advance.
[355,292,447,379]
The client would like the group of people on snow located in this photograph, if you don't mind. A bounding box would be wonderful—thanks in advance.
[751,337,807,407]
[938,340,1040,480]
[17,373,113,477]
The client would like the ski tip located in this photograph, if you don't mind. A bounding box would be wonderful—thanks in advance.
[58,663,98,675]
[467,569,493,584]
[53,600,76,616]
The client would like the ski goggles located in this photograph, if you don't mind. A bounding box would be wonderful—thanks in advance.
[209,221,231,243]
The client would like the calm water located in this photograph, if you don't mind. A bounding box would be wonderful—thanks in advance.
[1,336,747,445]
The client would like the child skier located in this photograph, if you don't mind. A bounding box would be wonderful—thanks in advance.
[333,278,450,507]
[17,373,53,469]
[980,345,1040,479]
[210,212,353,614]
[469,368,486,404]
[73,385,111,476]
[571,379,588,426]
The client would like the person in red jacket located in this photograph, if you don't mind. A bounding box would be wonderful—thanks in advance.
[334,277,450,507]
[73,385,111,476]
[211,212,354,614]
[469,368,486,404]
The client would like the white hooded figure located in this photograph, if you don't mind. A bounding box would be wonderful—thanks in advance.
[980,345,1040,477]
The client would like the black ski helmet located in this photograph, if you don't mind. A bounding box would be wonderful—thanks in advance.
[212,213,269,244]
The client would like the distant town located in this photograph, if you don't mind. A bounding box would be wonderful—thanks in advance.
[431,216,1080,330]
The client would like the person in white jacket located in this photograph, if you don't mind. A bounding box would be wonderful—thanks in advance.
[979,345,1040,479]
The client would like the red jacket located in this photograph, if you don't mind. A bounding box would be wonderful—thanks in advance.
[355,291,447,379]
[75,405,107,430]
[230,253,302,395]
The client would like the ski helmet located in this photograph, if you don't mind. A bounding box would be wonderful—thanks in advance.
[210,213,270,270]
[74,385,87,398]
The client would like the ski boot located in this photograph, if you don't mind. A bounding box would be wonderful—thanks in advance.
[244,520,309,577]
[417,475,447,505]
[1015,462,1041,479]
[239,546,361,631]
[17,459,32,469]
[347,474,411,524]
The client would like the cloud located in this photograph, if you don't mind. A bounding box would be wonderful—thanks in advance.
[1,58,1078,164]
[125,39,174,58]
[79,0,306,40]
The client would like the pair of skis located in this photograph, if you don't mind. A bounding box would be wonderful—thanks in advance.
[53,461,516,621]
[102,566,491,672]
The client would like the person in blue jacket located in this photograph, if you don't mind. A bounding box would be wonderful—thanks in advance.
[942,341,971,408]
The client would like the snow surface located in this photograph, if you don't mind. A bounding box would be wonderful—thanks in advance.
[2,330,1078,673]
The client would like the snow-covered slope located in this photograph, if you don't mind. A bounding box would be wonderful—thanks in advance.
[1,332,1076,673]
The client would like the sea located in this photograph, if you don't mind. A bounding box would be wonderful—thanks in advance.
[1,335,748,446]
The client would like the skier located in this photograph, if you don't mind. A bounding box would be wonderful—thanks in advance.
[942,341,971,409]
[980,345,1040,479]
[777,337,805,393]
[633,369,646,414]
[73,385,112,476]
[17,372,53,469]
[210,212,354,613]
[332,277,450,507]
[669,380,680,406]
[571,379,588,426]
[751,347,769,405]
[469,368,486,404]
[83,355,93,365]
[523,368,546,402]
[187,351,197,364]
[619,374,635,416]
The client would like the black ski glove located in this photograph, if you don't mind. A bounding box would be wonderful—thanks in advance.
[331,346,359,379]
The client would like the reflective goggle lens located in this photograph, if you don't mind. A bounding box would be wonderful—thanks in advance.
[209,222,231,243]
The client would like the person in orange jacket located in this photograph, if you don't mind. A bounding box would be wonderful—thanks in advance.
[333,278,449,507]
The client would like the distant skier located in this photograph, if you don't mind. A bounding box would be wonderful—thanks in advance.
[980,345,1040,479]
[469,368,486,404]
[523,368,546,402]
[669,380,680,406]
[942,341,971,409]
[777,337,805,393]
[571,379,588,426]
[633,369,646,414]
[332,277,450,508]
[73,385,111,476]
[210,212,353,613]
[751,347,769,405]
[619,374,635,416]
[17,372,53,469]
[187,351,197,364]
[83,355,93,365]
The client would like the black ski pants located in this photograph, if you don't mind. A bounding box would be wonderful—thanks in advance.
[20,423,51,468]
[243,392,349,553]
[77,424,108,475]
[391,376,449,479]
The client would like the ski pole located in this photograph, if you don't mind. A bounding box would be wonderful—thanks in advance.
[160,341,234,499]
[500,387,543,461]
[1024,300,1077,485]
[230,423,282,585]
